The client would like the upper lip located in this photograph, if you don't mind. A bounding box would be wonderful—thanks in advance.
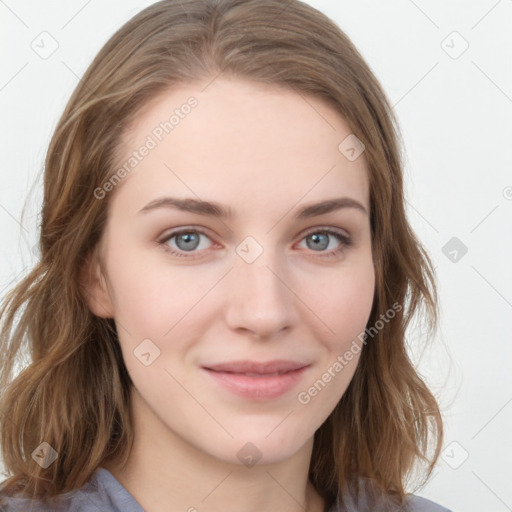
[203,360,309,375]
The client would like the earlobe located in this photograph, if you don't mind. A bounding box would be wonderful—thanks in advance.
[79,246,115,319]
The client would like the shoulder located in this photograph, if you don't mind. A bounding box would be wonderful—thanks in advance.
[404,494,453,512]
[326,489,453,512]
[327,494,452,512]
[0,468,144,512]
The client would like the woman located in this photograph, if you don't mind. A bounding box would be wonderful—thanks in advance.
[0,0,451,510]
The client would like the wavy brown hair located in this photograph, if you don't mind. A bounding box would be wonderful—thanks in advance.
[0,0,442,507]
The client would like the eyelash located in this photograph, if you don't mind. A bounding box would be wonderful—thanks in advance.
[157,226,353,259]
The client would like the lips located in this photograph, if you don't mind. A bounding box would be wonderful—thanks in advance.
[203,360,308,375]
[202,360,310,400]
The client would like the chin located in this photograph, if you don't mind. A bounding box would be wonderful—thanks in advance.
[197,424,312,467]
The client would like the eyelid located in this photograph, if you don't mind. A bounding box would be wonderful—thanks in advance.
[158,225,351,242]
[300,225,351,240]
[295,226,353,256]
[157,225,352,258]
[157,226,216,256]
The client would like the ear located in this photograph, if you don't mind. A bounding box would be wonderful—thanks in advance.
[79,245,115,319]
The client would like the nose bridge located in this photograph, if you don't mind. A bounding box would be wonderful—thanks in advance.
[225,234,295,336]
[235,234,289,302]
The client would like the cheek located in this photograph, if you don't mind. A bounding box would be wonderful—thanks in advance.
[105,247,194,330]
[295,263,374,420]
[105,248,221,378]
[304,258,375,349]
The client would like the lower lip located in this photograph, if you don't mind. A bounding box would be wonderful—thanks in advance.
[202,367,309,400]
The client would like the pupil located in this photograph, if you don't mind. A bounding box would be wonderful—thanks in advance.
[309,233,328,251]
[177,232,199,251]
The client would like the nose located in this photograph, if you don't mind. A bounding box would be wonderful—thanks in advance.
[224,247,297,340]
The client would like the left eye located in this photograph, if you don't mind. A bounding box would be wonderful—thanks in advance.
[297,228,352,254]
[158,227,351,257]
[160,230,212,256]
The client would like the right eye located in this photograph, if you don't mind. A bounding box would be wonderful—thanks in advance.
[158,228,215,258]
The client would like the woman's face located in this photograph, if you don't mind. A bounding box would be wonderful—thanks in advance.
[86,77,375,465]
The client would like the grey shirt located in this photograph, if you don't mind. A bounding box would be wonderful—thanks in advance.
[0,468,452,511]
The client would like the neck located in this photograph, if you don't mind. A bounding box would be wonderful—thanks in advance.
[102,389,326,512]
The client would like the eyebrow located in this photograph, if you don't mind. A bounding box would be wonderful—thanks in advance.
[137,196,368,219]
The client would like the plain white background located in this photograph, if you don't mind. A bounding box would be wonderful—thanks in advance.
[0,1,511,511]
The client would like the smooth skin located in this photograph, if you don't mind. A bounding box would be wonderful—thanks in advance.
[82,76,375,512]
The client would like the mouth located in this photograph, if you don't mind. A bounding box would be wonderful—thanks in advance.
[201,360,310,400]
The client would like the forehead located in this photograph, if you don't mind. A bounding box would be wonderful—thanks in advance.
[110,77,369,217]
